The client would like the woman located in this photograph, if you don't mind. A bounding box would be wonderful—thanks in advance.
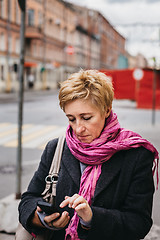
[19,69,159,240]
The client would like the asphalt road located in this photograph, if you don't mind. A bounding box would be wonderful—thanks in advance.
[0,89,160,228]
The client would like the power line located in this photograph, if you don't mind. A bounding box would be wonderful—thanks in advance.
[114,22,160,27]
[114,23,160,43]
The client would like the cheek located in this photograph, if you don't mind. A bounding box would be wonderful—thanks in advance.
[69,123,75,131]
[94,119,106,136]
[90,122,104,137]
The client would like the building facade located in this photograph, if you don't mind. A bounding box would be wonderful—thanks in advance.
[0,0,127,92]
[99,14,126,70]
[0,0,21,92]
[127,53,148,69]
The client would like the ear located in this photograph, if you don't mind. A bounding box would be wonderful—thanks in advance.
[105,106,112,118]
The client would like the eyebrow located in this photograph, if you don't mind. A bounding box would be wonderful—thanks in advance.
[66,114,74,117]
[66,113,93,117]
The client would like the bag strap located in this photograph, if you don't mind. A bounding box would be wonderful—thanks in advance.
[42,136,65,201]
[49,135,65,177]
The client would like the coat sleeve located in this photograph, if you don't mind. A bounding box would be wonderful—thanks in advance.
[78,147,155,240]
[18,139,58,234]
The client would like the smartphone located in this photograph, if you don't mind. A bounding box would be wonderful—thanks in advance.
[37,200,59,215]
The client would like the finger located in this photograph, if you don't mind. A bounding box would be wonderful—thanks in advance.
[60,194,79,208]
[59,215,70,228]
[68,194,80,208]
[60,196,70,207]
[44,212,60,224]
[57,213,70,228]
[53,211,70,228]
[74,202,87,211]
[74,202,93,223]
[72,196,86,209]
[37,206,42,212]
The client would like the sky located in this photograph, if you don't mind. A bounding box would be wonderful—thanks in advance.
[67,0,160,67]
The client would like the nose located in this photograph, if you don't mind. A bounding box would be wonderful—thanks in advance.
[75,121,85,134]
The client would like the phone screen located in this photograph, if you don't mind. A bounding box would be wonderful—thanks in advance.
[37,201,58,215]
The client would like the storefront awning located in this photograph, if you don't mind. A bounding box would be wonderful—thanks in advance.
[24,62,37,67]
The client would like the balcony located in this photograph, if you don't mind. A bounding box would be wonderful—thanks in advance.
[25,25,43,39]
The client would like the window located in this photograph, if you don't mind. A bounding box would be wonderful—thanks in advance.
[8,0,12,21]
[28,9,35,26]
[8,36,12,53]
[0,32,5,51]
[0,1,5,18]
[0,65,4,81]
[15,1,20,24]
[38,11,43,28]
[15,38,20,54]
[33,43,37,56]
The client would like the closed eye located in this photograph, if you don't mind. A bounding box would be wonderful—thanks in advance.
[82,116,92,121]
[68,118,75,122]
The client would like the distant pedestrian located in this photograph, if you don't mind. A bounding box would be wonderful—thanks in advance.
[18,69,159,240]
[27,73,34,88]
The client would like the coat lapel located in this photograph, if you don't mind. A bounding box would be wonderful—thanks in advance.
[94,151,125,200]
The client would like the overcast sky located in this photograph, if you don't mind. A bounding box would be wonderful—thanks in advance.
[67,0,160,67]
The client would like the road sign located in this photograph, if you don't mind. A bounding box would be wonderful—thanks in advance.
[65,46,74,55]
[133,68,144,81]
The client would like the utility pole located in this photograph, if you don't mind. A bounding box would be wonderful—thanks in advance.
[42,0,47,90]
[16,0,26,199]
[152,57,157,126]
[63,3,67,79]
[5,0,11,93]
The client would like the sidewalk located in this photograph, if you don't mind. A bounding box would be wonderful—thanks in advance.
[0,232,14,240]
[0,89,57,104]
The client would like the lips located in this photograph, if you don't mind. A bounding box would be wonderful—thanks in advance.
[77,135,88,138]
[77,135,90,143]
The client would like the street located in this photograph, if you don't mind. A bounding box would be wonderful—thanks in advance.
[0,89,160,234]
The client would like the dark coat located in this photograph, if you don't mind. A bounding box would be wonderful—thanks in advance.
[19,138,155,240]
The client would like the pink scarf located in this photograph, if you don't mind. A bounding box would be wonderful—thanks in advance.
[65,111,159,240]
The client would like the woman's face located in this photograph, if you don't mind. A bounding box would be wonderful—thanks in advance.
[65,99,111,143]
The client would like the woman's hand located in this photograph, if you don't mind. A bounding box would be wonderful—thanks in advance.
[60,194,93,223]
[44,211,70,229]
[32,206,70,229]
[32,206,46,228]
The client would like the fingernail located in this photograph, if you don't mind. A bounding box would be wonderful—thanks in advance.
[65,212,68,216]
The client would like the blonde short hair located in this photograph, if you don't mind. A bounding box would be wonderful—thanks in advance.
[59,69,114,114]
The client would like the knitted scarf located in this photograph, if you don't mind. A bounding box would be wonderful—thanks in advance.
[65,111,159,240]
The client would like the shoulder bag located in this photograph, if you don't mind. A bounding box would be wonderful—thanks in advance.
[15,136,65,240]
